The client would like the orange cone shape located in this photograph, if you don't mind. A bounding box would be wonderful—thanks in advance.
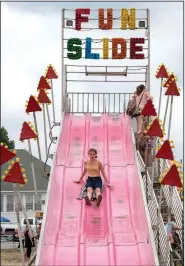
[163,74,176,87]
[26,96,42,113]
[37,76,51,90]
[3,162,26,184]
[146,119,163,137]
[0,145,16,165]
[161,164,183,188]
[156,64,169,79]
[140,99,157,116]
[20,122,37,141]
[45,65,58,79]
[165,81,180,96]
[38,90,51,104]
[155,140,174,160]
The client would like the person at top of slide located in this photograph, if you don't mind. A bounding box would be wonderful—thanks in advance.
[73,148,111,207]
[133,84,152,136]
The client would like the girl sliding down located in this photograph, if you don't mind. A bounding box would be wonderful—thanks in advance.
[73,148,111,206]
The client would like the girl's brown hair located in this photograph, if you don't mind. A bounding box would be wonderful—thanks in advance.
[88,148,97,155]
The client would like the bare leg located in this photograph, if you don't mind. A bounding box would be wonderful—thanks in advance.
[95,188,101,200]
[85,187,92,206]
[135,115,143,136]
[96,188,102,207]
[87,187,92,201]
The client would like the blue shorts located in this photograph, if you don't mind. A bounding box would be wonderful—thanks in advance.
[86,176,102,190]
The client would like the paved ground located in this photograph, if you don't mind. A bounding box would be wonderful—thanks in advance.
[1,241,17,249]
[1,248,23,266]
[1,247,36,266]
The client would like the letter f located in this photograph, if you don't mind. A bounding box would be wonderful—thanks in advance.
[75,9,90,31]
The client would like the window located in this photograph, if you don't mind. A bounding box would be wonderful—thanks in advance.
[23,219,33,225]
[1,195,4,212]
[34,194,42,210]
[6,195,14,212]
[26,194,33,211]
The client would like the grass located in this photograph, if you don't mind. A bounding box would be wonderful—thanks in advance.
[1,249,35,266]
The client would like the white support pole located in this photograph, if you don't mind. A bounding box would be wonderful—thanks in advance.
[16,191,36,248]
[157,185,163,230]
[150,137,157,199]
[168,186,173,224]
[147,9,150,92]
[42,104,48,158]
[163,96,170,129]
[28,139,38,203]
[46,104,53,140]
[61,9,65,113]
[13,184,25,266]
[50,79,56,125]
[158,78,163,120]
[33,112,42,161]
[165,186,173,266]
[167,96,173,140]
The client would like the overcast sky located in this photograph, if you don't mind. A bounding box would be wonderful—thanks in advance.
[1,1,183,165]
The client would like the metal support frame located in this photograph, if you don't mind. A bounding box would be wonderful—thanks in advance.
[147,9,150,91]
[61,9,65,113]
[33,112,42,161]
[28,139,38,203]
[42,103,48,159]
[61,9,150,112]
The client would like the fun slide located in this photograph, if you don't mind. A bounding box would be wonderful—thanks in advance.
[36,113,158,266]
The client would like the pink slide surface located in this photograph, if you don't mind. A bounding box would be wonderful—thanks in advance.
[37,113,156,266]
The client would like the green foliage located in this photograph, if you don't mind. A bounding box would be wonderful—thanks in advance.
[0,126,15,149]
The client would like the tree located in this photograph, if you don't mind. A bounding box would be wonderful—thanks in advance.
[0,126,15,149]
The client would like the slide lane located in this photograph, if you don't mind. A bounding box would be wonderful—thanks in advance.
[39,114,87,265]
[106,113,155,265]
[38,113,156,266]
[82,114,112,266]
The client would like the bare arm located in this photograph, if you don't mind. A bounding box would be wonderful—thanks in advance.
[145,91,153,101]
[79,167,87,181]
[172,223,181,230]
[73,162,87,183]
[99,162,109,184]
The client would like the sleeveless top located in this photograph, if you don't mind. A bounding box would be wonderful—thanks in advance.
[85,160,101,177]
[134,90,152,110]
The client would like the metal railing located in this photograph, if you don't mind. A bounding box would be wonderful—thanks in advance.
[158,159,183,243]
[65,92,132,113]
[137,151,172,266]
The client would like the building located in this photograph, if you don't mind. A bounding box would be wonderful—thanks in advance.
[1,149,50,222]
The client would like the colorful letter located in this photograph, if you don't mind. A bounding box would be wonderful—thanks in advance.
[75,9,90,31]
[121,8,136,30]
[85,38,100,59]
[99,9,113,30]
[112,38,127,59]
[67,38,82,60]
[130,38,145,59]
[103,38,109,59]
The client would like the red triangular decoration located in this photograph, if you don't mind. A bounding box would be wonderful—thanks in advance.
[155,140,174,160]
[161,164,183,187]
[156,64,169,79]
[165,81,180,96]
[0,145,16,165]
[37,90,51,104]
[45,65,58,79]
[20,122,37,141]
[4,162,25,184]
[146,119,163,137]
[37,76,51,90]
[140,99,157,116]
[163,74,176,87]
[26,96,42,113]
